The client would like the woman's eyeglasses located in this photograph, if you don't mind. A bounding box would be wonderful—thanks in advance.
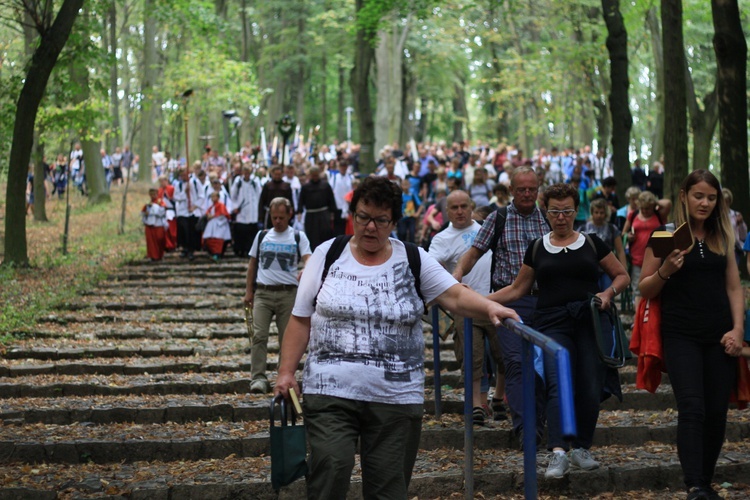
[353,213,392,228]
[547,209,576,218]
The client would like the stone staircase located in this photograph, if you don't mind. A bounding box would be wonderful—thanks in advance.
[0,253,748,499]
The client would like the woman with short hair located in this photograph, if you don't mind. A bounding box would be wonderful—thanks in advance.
[489,182,630,479]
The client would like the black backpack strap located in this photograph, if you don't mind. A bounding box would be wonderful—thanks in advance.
[403,241,426,313]
[488,207,508,291]
[294,229,301,260]
[313,235,352,308]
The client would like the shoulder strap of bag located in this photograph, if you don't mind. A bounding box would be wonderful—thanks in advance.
[488,207,508,289]
[313,236,426,311]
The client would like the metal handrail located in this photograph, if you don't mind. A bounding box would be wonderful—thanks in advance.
[501,318,577,499]
[457,317,577,500]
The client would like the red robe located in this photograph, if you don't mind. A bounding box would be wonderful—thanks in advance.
[203,202,231,255]
[143,199,167,261]
[158,185,177,250]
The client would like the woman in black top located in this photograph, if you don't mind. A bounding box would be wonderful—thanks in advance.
[489,183,629,480]
[639,170,743,500]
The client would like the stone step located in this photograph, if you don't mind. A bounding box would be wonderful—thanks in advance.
[38,311,246,325]
[0,412,747,465]
[0,356,648,389]
[80,287,245,297]
[96,278,246,288]
[0,443,747,499]
[0,373,254,399]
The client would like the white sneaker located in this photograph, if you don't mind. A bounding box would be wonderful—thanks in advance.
[570,448,600,470]
[250,378,269,394]
[544,453,570,479]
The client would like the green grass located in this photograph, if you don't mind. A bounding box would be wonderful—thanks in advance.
[0,194,145,338]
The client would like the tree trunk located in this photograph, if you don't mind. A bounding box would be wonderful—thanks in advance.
[662,0,688,201]
[321,52,327,142]
[685,63,718,171]
[241,0,249,62]
[375,20,409,154]
[3,0,84,266]
[139,0,158,182]
[109,0,120,150]
[32,134,48,222]
[400,67,416,147]
[23,9,47,223]
[350,0,376,172]
[337,62,345,141]
[452,81,467,144]
[602,0,633,203]
[646,7,665,166]
[416,97,428,143]
[711,0,749,219]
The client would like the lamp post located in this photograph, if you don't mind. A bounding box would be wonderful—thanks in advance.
[181,89,193,168]
[230,116,242,153]
[222,109,238,154]
[345,106,354,153]
[277,114,295,166]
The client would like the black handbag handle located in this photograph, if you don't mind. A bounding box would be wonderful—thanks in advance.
[589,295,626,369]
[270,395,298,429]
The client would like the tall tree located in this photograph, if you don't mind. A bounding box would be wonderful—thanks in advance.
[601,0,632,201]
[711,0,749,218]
[138,0,158,182]
[662,0,689,201]
[350,0,378,172]
[646,7,665,166]
[3,0,84,266]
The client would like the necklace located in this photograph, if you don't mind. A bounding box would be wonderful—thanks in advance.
[697,238,705,259]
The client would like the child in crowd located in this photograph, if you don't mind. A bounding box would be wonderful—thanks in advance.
[142,188,168,262]
[203,191,232,262]
[583,198,627,291]
[397,178,421,243]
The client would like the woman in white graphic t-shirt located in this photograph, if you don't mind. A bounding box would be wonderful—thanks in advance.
[275,176,519,499]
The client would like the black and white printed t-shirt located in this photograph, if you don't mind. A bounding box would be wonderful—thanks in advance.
[292,238,456,404]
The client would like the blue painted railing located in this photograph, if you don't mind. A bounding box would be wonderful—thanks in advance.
[435,316,577,500]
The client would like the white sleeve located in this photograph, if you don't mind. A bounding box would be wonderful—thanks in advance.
[298,232,313,257]
[292,239,333,317]
[427,233,450,268]
[418,248,458,304]
[249,232,262,258]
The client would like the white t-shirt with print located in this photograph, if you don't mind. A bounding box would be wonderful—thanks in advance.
[250,227,312,286]
[293,238,456,404]
[429,221,492,294]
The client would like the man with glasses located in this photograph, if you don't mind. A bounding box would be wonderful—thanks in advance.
[453,166,550,442]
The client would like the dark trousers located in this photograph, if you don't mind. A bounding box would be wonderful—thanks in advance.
[232,222,259,257]
[176,215,200,254]
[396,217,416,243]
[303,394,422,500]
[663,334,736,489]
[542,315,606,450]
[333,209,347,237]
[496,295,546,434]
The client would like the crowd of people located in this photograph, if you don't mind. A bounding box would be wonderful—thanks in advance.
[35,134,747,499]
[133,137,748,500]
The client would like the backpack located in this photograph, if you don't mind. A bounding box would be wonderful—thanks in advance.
[252,229,301,291]
[313,235,426,313]
[487,206,551,291]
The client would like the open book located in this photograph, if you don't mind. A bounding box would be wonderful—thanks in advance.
[649,222,694,259]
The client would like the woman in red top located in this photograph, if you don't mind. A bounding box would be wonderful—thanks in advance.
[622,191,662,309]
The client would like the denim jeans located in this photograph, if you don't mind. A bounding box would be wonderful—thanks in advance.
[495,295,546,433]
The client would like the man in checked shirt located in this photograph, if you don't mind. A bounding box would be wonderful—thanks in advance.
[453,166,550,444]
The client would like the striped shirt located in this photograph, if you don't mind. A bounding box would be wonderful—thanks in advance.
[473,203,549,290]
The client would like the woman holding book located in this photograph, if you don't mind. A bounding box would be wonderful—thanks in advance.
[639,169,744,500]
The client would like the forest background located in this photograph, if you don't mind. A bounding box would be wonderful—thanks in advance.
[0,0,748,267]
